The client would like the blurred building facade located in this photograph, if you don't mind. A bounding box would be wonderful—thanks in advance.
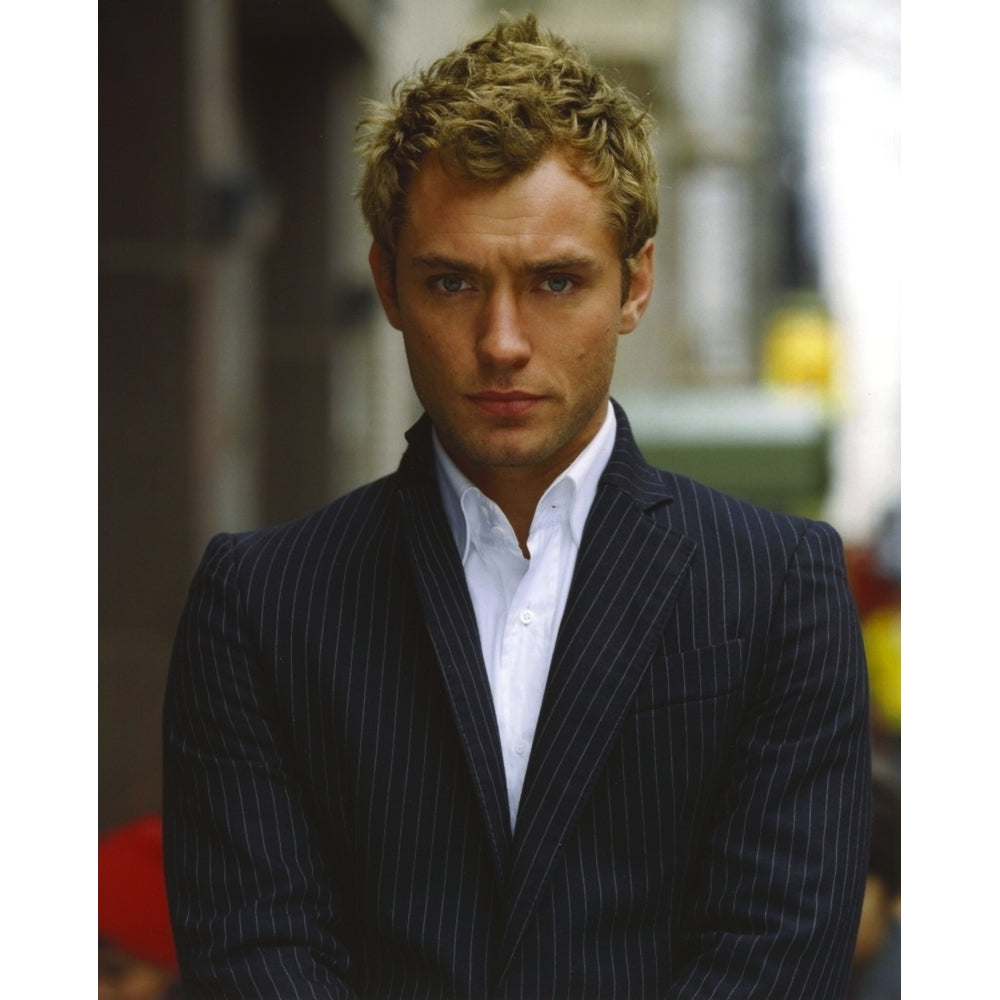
[100,0,897,829]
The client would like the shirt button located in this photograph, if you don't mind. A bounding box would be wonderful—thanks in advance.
[519,609,534,625]
[515,740,530,756]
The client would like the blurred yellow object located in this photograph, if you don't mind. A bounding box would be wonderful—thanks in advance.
[761,305,839,397]
[862,607,901,731]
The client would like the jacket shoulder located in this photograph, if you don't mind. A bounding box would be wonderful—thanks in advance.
[201,473,404,586]
[609,400,840,556]
[648,462,844,561]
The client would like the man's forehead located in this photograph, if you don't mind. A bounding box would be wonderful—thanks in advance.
[398,152,620,253]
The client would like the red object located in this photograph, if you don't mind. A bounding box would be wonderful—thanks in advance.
[844,547,900,620]
[98,813,178,972]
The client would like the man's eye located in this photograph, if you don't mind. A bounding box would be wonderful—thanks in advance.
[541,275,574,294]
[434,275,469,293]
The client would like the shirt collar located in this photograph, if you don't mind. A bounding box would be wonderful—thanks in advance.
[433,402,617,562]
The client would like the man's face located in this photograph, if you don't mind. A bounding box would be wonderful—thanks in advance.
[370,151,653,493]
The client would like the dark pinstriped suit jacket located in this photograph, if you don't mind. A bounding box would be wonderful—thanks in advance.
[163,402,871,999]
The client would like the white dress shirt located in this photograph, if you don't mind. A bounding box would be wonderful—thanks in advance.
[434,403,617,830]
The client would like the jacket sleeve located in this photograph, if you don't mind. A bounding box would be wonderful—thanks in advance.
[668,520,872,999]
[162,533,359,999]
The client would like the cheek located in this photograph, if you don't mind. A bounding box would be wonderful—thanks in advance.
[401,326,467,400]
[571,320,619,364]
[401,320,446,364]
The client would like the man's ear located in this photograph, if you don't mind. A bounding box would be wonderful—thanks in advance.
[619,239,654,335]
[368,242,402,331]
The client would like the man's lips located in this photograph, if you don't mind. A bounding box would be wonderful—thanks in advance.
[467,391,542,418]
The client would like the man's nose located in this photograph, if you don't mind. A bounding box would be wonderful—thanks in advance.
[476,290,531,367]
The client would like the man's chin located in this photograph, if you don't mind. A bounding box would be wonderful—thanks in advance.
[445,431,556,473]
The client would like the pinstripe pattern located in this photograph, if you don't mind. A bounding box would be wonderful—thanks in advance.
[163,402,871,998]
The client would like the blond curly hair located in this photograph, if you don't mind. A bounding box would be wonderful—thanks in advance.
[355,14,658,277]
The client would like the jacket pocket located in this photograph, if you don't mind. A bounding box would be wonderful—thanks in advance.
[631,637,743,713]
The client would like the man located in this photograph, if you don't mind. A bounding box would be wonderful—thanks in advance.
[163,15,871,998]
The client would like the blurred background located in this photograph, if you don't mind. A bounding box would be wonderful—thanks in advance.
[99,0,899,834]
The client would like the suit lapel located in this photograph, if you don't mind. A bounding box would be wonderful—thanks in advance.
[394,408,697,970]
[396,422,512,883]
[498,412,697,973]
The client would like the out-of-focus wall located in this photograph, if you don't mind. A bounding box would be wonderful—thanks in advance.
[805,0,900,540]
[101,0,204,831]
[100,0,377,831]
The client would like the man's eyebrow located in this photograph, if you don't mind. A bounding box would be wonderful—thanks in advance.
[411,254,473,272]
[410,253,602,273]
[524,255,601,274]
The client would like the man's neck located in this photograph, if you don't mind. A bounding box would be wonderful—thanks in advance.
[433,403,617,558]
